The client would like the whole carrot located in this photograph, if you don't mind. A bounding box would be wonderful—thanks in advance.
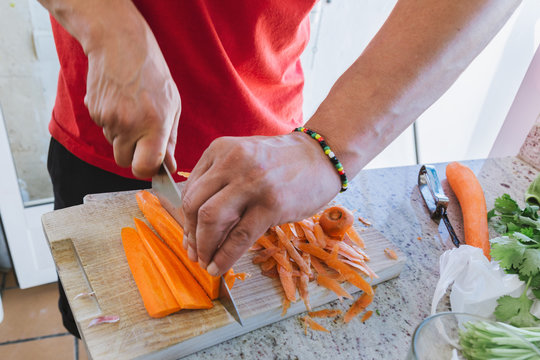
[446,162,490,260]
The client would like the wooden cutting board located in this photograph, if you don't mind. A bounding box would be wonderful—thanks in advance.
[42,191,405,360]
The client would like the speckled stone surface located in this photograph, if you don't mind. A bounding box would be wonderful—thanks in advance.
[180,157,539,360]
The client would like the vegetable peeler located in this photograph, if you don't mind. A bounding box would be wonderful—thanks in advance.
[418,165,460,247]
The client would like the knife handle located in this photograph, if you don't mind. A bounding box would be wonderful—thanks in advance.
[442,213,460,247]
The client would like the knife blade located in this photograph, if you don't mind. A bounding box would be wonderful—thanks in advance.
[220,276,244,326]
[152,164,244,326]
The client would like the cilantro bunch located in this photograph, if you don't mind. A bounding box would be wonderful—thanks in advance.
[488,194,540,327]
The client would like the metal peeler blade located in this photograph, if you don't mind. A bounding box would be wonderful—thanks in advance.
[418,165,460,247]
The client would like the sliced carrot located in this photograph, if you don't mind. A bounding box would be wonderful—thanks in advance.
[345,227,365,248]
[121,227,181,318]
[361,310,373,322]
[135,190,223,299]
[384,248,398,260]
[261,267,279,279]
[308,309,342,318]
[134,218,212,309]
[278,264,297,302]
[446,161,490,260]
[357,216,372,226]
[303,316,329,333]
[252,247,280,264]
[313,223,328,248]
[275,226,310,275]
[316,274,353,301]
[344,293,374,323]
[260,257,277,272]
[310,256,330,276]
[281,298,291,317]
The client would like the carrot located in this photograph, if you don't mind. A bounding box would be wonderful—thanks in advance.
[133,218,212,309]
[316,274,353,301]
[275,226,310,275]
[319,206,354,237]
[281,298,291,317]
[384,248,398,260]
[445,162,490,260]
[135,190,223,299]
[345,227,365,248]
[252,247,280,264]
[361,310,373,322]
[278,264,297,302]
[344,293,373,323]
[308,309,342,318]
[303,316,329,333]
[121,227,181,318]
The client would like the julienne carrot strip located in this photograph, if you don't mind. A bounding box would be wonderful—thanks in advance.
[281,299,291,317]
[275,226,310,275]
[257,233,293,271]
[121,227,181,318]
[135,190,222,299]
[308,309,342,318]
[303,316,330,333]
[361,310,373,322]
[278,264,297,302]
[446,161,491,260]
[316,274,353,301]
[344,293,374,323]
[345,227,365,249]
[133,218,213,309]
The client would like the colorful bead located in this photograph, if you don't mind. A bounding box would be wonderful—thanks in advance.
[294,127,348,193]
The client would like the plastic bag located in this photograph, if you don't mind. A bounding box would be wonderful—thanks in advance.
[431,245,524,318]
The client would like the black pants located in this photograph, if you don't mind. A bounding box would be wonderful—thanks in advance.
[47,137,150,337]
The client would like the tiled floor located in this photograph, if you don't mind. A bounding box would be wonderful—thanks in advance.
[0,270,88,360]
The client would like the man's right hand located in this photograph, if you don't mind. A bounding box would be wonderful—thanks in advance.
[40,0,181,179]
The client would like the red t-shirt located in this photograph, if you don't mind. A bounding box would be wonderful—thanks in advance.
[49,1,315,181]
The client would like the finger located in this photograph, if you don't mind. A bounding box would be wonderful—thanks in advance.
[131,131,168,179]
[112,134,136,168]
[181,165,225,259]
[194,186,246,268]
[206,206,269,276]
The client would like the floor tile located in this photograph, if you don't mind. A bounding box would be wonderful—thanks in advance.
[0,334,73,360]
[0,282,67,342]
[4,269,18,289]
[78,338,89,360]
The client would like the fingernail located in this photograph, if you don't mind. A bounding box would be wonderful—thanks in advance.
[187,246,197,262]
[207,262,218,277]
[198,258,207,270]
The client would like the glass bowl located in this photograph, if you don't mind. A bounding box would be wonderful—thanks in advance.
[406,312,540,360]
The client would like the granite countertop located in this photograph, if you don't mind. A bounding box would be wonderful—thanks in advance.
[181,156,539,360]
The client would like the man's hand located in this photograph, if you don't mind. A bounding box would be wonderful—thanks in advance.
[40,0,181,178]
[181,133,342,276]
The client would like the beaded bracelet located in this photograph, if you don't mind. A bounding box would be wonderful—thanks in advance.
[294,127,348,192]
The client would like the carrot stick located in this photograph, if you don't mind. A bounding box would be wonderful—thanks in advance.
[121,227,181,318]
[361,310,373,322]
[345,227,365,249]
[135,190,223,299]
[344,293,373,323]
[313,224,328,248]
[252,247,280,264]
[316,274,353,301]
[446,162,490,259]
[308,309,342,318]
[278,263,297,302]
[281,298,291,317]
[275,226,310,275]
[303,316,329,333]
[134,218,213,309]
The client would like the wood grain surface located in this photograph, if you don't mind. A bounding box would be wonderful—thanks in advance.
[42,191,405,360]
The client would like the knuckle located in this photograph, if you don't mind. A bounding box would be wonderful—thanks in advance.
[181,193,196,217]
[197,204,216,226]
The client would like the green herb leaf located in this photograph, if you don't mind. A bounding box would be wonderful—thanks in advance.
[519,249,540,277]
[494,194,520,215]
[490,237,527,269]
[494,293,538,327]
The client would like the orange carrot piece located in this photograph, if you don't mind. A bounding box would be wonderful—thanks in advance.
[344,293,374,323]
[313,223,328,248]
[257,233,292,271]
[294,223,305,239]
[446,161,491,260]
[134,218,212,309]
[252,247,280,264]
[278,264,297,302]
[260,257,277,272]
[297,243,374,296]
[261,267,279,279]
[308,309,342,318]
[298,255,311,311]
[316,274,353,301]
[361,310,374,322]
[310,256,330,276]
[319,206,354,237]
[121,227,181,318]
[303,316,330,333]
[357,216,372,226]
[275,226,310,275]
[384,248,398,260]
[135,190,223,299]
[281,298,291,317]
[345,227,365,248]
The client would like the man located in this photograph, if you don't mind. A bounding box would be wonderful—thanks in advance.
[39,0,521,337]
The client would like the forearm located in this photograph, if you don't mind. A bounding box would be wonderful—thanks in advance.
[306,0,521,178]
[38,0,146,54]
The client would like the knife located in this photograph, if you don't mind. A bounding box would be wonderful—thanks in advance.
[418,165,461,247]
[152,164,244,326]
